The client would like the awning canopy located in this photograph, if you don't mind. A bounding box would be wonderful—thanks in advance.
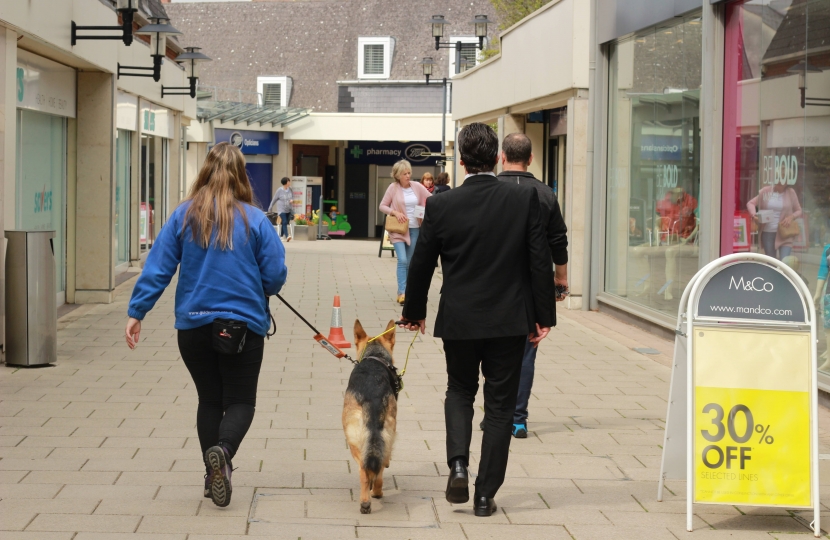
[197,100,310,128]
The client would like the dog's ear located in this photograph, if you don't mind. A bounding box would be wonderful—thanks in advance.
[354,319,368,354]
[377,320,396,351]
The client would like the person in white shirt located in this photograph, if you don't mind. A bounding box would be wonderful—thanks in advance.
[379,160,432,305]
[269,177,294,241]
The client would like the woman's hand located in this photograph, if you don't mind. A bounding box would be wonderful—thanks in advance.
[125,318,142,349]
[780,215,793,227]
[395,211,407,224]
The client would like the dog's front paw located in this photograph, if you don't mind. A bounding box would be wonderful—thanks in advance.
[360,501,372,514]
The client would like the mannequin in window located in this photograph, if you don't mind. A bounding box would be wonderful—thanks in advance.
[814,243,830,371]
[657,186,699,300]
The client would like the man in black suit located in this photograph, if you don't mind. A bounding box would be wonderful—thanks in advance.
[400,123,556,517]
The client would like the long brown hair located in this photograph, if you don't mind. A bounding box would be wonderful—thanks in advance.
[183,142,253,250]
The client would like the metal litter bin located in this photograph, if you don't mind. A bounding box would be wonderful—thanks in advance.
[5,230,57,366]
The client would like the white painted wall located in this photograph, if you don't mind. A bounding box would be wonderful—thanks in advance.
[284,113,455,143]
[451,0,590,121]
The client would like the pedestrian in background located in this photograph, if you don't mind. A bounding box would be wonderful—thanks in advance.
[496,133,568,439]
[379,160,432,305]
[269,177,294,242]
[400,123,555,517]
[125,142,287,508]
[421,172,435,193]
[434,172,451,194]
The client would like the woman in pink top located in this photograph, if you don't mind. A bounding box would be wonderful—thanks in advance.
[379,160,432,304]
[747,183,802,260]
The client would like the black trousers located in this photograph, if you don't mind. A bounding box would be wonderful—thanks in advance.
[442,335,526,499]
[178,324,264,459]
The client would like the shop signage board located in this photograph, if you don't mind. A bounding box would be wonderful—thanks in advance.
[139,99,174,139]
[290,177,307,218]
[345,141,441,166]
[117,91,138,132]
[16,49,76,118]
[657,253,819,535]
[215,128,279,155]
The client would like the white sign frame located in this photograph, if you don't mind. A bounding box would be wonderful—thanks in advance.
[657,253,819,536]
[16,49,76,118]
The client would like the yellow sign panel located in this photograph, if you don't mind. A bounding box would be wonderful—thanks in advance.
[693,327,812,507]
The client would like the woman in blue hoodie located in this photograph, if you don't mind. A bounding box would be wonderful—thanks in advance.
[125,142,287,508]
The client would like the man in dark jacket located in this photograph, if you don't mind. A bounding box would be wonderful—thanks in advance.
[497,133,569,439]
[400,123,555,517]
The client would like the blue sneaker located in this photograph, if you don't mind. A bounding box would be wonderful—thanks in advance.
[512,424,528,438]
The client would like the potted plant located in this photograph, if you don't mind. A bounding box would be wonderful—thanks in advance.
[291,214,315,241]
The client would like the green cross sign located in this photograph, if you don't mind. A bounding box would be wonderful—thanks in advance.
[350,145,363,159]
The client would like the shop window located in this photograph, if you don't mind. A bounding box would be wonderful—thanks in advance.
[257,76,291,108]
[15,109,66,299]
[604,14,702,317]
[115,129,131,268]
[721,0,829,368]
[358,37,394,79]
[449,36,482,76]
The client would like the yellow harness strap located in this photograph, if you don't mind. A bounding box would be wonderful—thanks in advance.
[359,326,418,379]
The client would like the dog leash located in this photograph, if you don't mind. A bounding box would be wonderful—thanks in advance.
[274,294,418,377]
[275,294,359,365]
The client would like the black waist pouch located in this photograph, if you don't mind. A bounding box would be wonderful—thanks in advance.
[212,318,248,355]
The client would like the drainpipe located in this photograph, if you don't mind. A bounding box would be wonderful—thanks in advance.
[582,0,598,311]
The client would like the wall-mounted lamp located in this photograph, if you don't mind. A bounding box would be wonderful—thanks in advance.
[72,0,140,47]
[118,17,182,82]
[162,47,211,98]
[787,61,828,108]
[427,14,492,75]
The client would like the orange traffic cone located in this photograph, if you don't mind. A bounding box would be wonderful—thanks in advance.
[327,295,351,348]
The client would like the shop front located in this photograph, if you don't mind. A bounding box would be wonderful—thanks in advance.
[14,49,76,306]
[344,140,442,238]
[593,0,830,384]
[719,0,829,368]
[138,99,174,255]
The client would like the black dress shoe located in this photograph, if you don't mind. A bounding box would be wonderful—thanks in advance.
[474,496,497,517]
[445,458,469,504]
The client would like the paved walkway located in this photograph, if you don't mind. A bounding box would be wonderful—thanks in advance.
[1,239,828,539]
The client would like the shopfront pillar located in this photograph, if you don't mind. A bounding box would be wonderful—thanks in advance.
[564,96,589,309]
[0,28,16,347]
[75,72,115,304]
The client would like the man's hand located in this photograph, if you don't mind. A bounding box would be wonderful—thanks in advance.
[398,319,426,334]
[125,318,142,349]
[528,323,550,348]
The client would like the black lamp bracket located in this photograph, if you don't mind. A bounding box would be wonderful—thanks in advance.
[433,37,485,51]
[806,97,830,108]
[162,78,198,99]
[117,56,163,82]
[71,9,136,47]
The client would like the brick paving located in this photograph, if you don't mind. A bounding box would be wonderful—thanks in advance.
[1,239,828,539]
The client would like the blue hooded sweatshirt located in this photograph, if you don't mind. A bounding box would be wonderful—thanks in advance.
[127,201,287,336]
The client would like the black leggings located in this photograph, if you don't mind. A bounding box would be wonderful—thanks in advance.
[178,324,264,459]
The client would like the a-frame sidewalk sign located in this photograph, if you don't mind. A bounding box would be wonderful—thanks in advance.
[658,253,820,536]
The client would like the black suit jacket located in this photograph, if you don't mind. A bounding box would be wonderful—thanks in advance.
[402,174,556,340]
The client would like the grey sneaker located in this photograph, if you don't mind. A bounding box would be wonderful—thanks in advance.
[205,445,232,507]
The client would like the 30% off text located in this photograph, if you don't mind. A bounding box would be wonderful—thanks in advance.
[700,403,773,470]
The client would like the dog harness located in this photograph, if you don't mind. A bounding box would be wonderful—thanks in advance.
[361,356,403,399]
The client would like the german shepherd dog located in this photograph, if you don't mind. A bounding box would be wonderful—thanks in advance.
[342,320,399,514]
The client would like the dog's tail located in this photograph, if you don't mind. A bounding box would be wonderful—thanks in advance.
[362,407,386,489]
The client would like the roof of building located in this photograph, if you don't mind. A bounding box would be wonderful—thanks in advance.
[164,0,497,112]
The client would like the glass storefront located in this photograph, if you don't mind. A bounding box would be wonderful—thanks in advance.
[140,135,154,251]
[115,129,131,267]
[15,109,66,301]
[605,13,703,317]
[721,0,830,367]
